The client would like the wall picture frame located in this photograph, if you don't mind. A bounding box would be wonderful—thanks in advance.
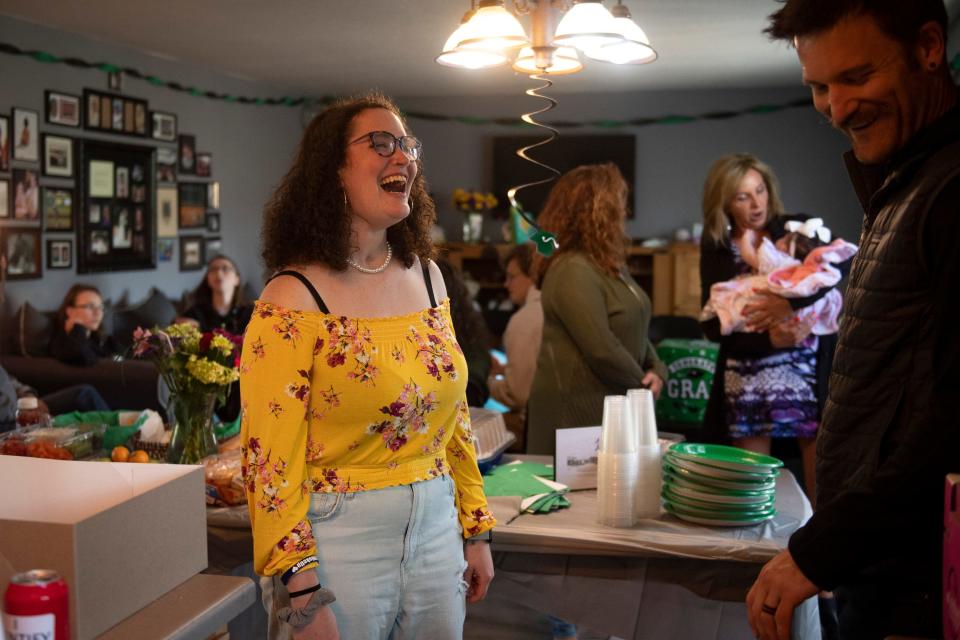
[1,227,42,280]
[46,239,73,270]
[0,115,10,172]
[204,236,222,260]
[12,108,39,162]
[42,186,74,231]
[82,89,149,138]
[178,182,206,228]
[179,235,204,271]
[151,112,177,142]
[42,134,75,178]
[0,179,9,219]
[156,146,177,183]
[12,168,39,221]
[157,237,175,263]
[196,152,212,177]
[156,185,178,237]
[45,91,81,128]
[178,134,196,174]
[207,181,220,210]
[206,211,221,233]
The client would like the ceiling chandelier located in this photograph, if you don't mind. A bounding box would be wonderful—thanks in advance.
[436,0,657,255]
[437,0,656,74]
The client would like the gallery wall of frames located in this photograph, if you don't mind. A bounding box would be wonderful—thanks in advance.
[0,88,222,280]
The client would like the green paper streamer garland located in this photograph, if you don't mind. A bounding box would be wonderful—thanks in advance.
[2,42,958,128]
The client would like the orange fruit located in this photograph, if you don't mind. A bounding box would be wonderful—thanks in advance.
[127,450,150,464]
[111,446,130,462]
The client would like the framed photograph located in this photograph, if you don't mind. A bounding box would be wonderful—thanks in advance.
[134,103,147,136]
[0,115,10,171]
[12,168,39,221]
[178,134,196,174]
[123,100,134,134]
[42,187,74,231]
[45,91,81,128]
[179,235,204,271]
[42,134,74,178]
[99,95,111,129]
[205,237,223,260]
[157,237,175,263]
[86,92,100,129]
[151,112,177,142]
[112,98,123,131]
[207,181,220,210]
[156,185,178,237]
[46,239,73,269]
[107,71,123,92]
[178,182,206,228]
[12,108,39,162]
[115,166,129,198]
[0,179,8,218]
[79,139,155,272]
[196,152,212,177]
[206,211,221,233]
[157,147,176,182]
[1,227,42,280]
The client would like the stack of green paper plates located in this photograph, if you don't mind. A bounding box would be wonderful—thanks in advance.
[661,443,783,526]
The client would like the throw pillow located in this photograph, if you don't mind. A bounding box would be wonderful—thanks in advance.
[17,303,54,357]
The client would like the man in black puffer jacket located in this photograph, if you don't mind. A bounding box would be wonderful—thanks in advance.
[745,1,960,638]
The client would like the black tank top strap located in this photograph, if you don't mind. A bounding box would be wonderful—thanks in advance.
[266,270,330,314]
[421,259,438,308]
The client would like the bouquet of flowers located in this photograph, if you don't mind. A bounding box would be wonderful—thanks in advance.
[132,323,241,463]
[452,188,498,213]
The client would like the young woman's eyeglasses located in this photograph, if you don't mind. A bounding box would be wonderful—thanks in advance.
[349,131,422,161]
[73,303,105,312]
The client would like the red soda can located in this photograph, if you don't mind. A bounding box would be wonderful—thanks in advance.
[3,569,70,639]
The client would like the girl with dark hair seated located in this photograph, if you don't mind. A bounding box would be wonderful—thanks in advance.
[50,284,119,367]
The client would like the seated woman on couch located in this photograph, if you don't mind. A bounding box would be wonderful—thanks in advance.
[177,254,253,336]
[50,284,119,367]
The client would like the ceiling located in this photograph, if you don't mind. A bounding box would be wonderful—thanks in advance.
[2,0,958,98]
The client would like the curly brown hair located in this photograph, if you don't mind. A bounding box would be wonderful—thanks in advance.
[532,163,629,283]
[261,92,436,272]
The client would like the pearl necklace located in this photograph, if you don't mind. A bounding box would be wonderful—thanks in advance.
[346,242,392,274]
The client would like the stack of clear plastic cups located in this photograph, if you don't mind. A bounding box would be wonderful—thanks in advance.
[627,388,663,519]
[597,395,639,527]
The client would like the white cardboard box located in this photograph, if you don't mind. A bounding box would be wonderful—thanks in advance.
[0,457,207,639]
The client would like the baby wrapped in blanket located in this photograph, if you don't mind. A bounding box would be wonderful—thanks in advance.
[702,218,858,335]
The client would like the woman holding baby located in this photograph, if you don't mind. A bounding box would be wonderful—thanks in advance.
[699,153,853,504]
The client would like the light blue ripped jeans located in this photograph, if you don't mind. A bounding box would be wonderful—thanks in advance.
[266,474,468,640]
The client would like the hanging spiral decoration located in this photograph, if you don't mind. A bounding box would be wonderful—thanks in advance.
[508,74,560,256]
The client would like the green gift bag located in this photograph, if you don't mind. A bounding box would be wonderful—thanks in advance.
[655,339,719,424]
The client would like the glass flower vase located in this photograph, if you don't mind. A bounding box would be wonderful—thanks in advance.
[166,391,218,464]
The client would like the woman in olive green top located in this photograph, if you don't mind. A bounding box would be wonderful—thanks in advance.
[527,163,667,455]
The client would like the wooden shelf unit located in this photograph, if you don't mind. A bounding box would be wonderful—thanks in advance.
[439,242,702,320]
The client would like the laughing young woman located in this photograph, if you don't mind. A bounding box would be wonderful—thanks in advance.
[241,93,495,640]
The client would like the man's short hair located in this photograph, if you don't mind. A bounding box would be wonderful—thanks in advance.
[765,0,948,54]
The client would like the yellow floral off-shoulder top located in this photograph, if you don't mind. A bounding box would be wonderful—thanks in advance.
[239,298,496,578]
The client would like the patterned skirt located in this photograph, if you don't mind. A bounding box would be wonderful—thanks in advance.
[724,341,818,439]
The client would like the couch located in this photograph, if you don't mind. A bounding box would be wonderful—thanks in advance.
[0,288,182,412]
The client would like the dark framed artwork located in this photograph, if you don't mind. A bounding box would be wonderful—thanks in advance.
[1,227,42,280]
[0,115,10,172]
[205,236,222,260]
[156,146,177,183]
[151,112,177,142]
[42,134,75,178]
[0,179,9,219]
[46,239,73,269]
[178,134,196,174]
[179,235,204,271]
[206,211,220,233]
[45,91,81,127]
[157,237,175,263]
[82,89,149,138]
[12,107,39,162]
[156,185,178,236]
[196,152,211,177]
[178,182,206,228]
[12,168,39,221]
[78,139,155,273]
[42,186,74,231]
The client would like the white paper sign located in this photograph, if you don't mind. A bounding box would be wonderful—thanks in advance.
[554,426,601,490]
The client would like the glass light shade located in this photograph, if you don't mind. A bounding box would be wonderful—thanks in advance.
[554,1,623,50]
[586,17,657,64]
[512,46,583,75]
[437,22,509,69]
[454,4,529,51]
